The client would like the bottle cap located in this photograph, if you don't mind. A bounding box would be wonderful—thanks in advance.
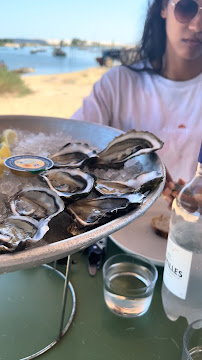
[198,143,202,164]
[4,155,53,177]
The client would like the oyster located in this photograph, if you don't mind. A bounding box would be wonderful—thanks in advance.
[67,192,145,231]
[40,168,95,199]
[96,130,163,166]
[49,142,98,168]
[95,171,163,196]
[10,187,64,223]
[0,216,49,253]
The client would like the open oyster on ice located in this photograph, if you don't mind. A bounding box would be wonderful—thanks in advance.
[96,130,163,167]
[40,168,95,199]
[0,216,49,253]
[49,142,98,168]
[95,171,164,196]
[10,187,64,223]
[67,192,145,235]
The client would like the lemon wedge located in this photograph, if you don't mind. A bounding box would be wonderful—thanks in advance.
[0,130,17,178]
[0,129,18,147]
[0,142,11,178]
[0,141,11,159]
[0,159,5,179]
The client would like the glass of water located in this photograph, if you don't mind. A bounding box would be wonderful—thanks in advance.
[102,253,158,318]
[182,319,202,359]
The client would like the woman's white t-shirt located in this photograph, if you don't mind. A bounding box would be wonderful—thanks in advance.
[72,64,202,182]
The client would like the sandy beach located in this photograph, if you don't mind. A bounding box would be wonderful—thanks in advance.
[0,67,108,118]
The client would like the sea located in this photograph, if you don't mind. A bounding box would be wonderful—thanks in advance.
[0,45,103,76]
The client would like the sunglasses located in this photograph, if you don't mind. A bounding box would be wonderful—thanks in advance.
[170,0,202,23]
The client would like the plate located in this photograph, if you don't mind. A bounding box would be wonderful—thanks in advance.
[0,115,165,274]
[109,196,170,266]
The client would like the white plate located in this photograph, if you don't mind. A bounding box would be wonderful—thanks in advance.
[109,196,170,267]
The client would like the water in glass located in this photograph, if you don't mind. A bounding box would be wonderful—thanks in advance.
[104,261,153,317]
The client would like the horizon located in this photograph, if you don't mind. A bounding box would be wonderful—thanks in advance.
[1,0,149,45]
[0,37,136,47]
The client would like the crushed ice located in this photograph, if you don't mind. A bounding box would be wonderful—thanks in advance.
[12,130,74,157]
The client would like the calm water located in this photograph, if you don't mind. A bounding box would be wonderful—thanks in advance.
[0,46,102,75]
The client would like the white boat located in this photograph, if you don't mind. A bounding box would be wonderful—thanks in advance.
[13,44,20,50]
[30,47,46,54]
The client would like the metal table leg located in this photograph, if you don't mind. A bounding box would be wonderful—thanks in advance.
[19,255,76,360]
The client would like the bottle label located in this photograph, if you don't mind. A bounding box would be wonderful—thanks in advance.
[163,235,192,299]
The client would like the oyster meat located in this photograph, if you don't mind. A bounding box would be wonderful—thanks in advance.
[95,179,136,196]
[67,192,145,231]
[95,171,163,196]
[40,168,95,199]
[10,187,64,223]
[0,216,49,253]
[50,142,98,168]
[96,130,163,166]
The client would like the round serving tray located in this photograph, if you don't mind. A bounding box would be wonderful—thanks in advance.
[0,115,165,274]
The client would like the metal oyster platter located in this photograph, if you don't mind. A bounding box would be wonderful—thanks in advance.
[0,115,165,274]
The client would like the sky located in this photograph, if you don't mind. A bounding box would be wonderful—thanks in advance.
[2,0,149,44]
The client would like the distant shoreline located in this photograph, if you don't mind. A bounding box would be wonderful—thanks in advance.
[0,45,104,76]
[0,66,108,118]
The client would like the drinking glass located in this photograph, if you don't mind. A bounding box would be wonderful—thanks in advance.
[102,253,158,318]
[182,319,202,359]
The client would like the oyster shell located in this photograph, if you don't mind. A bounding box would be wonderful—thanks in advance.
[10,187,64,223]
[131,171,164,193]
[96,130,163,166]
[40,168,95,199]
[50,142,98,168]
[0,216,49,253]
[95,171,163,196]
[67,192,145,231]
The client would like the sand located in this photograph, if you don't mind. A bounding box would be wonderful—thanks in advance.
[0,67,108,118]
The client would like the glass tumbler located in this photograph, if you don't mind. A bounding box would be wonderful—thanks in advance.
[182,319,202,359]
[102,253,158,318]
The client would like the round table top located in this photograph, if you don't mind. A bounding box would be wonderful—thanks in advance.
[0,239,187,360]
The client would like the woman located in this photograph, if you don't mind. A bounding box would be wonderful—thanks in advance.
[72,0,202,201]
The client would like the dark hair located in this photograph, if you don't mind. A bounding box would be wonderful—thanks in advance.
[124,0,169,73]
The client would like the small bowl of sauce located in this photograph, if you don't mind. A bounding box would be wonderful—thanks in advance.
[4,155,53,177]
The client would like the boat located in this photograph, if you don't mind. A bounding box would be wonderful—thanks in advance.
[53,46,66,57]
[30,47,46,54]
[13,44,20,50]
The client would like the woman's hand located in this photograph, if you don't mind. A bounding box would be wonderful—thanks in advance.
[163,168,185,207]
